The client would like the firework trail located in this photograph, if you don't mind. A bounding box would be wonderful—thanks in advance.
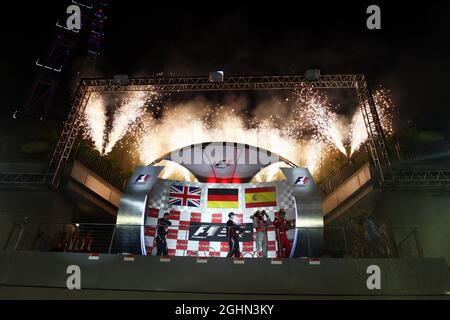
[137,103,305,177]
[103,91,156,155]
[83,91,159,155]
[81,85,395,181]
[374,87,395,136]
[293,86,348,156]
[349,111,367,155]
[82,93,107,152]
[349,87,395,154]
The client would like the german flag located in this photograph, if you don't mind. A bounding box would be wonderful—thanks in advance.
[245,187,277,208]
[207,189,239,208]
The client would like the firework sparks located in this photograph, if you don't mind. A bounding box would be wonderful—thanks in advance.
[349,87,395,155]
[374,87,395,136]
[81,85,395,182]
[349,111,368,155]
[137,104,306,176]
[293,86,348,156]
[82,92,107,152]
[103,91,156,155]
[252,162,291,183]
[304,138,328,176]
[159,160,198,182]
[82,90,159,155]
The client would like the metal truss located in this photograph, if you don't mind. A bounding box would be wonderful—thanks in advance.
[48,83,91,186]
[387,169,450,187]
[81,74,362,92]
[355,79,392,184]
[21,0,108,120]
[0,173,51,186]
[23,18,78,119]
[47,74,390,188]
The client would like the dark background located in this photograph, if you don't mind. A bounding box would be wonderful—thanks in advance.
[0,1,449,136]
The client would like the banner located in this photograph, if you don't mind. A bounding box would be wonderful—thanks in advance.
[188,222,253,242]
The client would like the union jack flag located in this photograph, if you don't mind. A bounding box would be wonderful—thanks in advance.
[169,185,202,208]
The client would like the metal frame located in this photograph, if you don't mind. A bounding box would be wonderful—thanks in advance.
[21,0,107,120]
[0,173,51,185]
[47,74,390,188]
[355,80,392,183]
[388,169,450,187]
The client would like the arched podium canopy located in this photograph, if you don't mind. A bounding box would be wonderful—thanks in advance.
[148,142,297,183]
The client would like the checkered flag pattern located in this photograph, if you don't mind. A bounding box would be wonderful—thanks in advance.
[145,179,296,258]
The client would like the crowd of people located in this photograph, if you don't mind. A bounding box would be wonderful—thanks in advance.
[349,213,391,258]
[54,230,94,253]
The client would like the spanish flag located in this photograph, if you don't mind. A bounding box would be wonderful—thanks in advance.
[207,189,239,208]
[245,187,277,208]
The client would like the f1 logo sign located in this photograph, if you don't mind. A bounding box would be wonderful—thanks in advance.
[295,176,308,186]
[193,225,220,237]
[135,174,151,185]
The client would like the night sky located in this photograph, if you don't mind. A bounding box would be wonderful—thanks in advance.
[1,1,449,137]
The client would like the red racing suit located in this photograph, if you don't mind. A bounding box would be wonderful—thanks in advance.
[274,216,293,258]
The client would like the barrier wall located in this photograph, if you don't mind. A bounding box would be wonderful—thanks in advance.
[0,251,447,297]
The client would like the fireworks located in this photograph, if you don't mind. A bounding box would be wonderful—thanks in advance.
[104,91,157,154]
[137,105,304,169]
[82,92,107,152]
[159,160,197,182]
[82,90,160,155]
[293,85,395,157]
[349,111,367,155]
[252,162,291,183]
[81,85,395,182]
[349,87,395,154]
[373,87,395,136]
[293,86,348,156]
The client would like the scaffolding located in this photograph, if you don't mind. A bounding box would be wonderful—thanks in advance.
[46,74,392,188]
[20,0,108,119]
[388,169,450,187]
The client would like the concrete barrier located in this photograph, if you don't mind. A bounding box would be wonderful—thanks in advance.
[0,251,447,297]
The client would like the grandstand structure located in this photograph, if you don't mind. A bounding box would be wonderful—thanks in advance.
[0,72,449,267]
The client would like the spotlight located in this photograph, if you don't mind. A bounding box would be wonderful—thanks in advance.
[209,71,224,83]
[305,69,321,81]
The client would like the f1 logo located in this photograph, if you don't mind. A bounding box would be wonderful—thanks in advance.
[295,176,308,186]
[135,174,151,185]
[193,225,220,237]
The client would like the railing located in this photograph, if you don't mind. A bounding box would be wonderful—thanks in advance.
[392,139,450,163]
[0,173,51,186]
[73,145,128,191]
[322,226,424,259]
[318,137,450,196]
[2,221,424,259]
[393,227,424,258]
[318,147,371,197]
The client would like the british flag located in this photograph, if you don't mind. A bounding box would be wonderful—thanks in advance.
[168,185,202,208]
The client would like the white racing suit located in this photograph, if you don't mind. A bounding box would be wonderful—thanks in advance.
[254,215,272,257]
